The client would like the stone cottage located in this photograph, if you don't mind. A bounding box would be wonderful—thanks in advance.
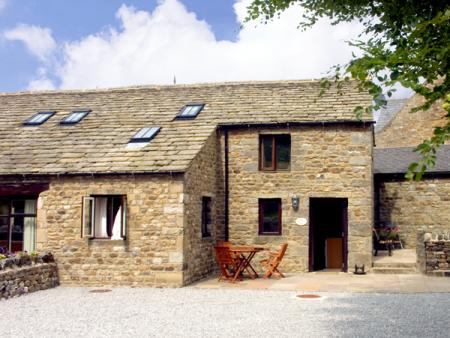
[0,80,374,286]
[374,95,450,248]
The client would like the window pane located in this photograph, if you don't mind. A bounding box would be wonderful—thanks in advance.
[110,197,123,240]
[94,197,108,237]
[0,217,9,251]
[0,201,8,216]
[83,197,94,238]
[23,217,36,252]
[262,137,273,169]
[11,200,25,214]
[261,199,281,234]
[276,135,291,170]
[11,216,24,252]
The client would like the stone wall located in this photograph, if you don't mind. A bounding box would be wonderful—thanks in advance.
[0,263,59,300]
[376,95,448,148]
[36,174,186,287]
[225,125,374,272]
[417,229,450,276]
[183,132,223,285]
[378,177,450,248]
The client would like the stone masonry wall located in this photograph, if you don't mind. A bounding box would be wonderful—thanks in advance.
[376,95,448,148]
[225,125,374,272]
[183,132,223,285]
[378,178,450,248]
[36,175,186,287]
[0,263,59,300]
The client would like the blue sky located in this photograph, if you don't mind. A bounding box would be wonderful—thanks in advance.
[0,0,410,99]
[0,0,238,91]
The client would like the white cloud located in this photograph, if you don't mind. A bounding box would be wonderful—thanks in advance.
[11,0,387,93]
[4,23,56,61]
[27,68,56,91]
[53,0,364,89]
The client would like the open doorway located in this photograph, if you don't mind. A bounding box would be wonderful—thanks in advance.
[309,198,348,272]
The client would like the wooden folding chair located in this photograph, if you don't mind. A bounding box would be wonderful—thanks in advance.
[215,246,243,282]
[260,243,288,279]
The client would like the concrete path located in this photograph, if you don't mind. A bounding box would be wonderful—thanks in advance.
[192,273,450,293]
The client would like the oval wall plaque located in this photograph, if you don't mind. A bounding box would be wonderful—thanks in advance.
[296,218,307,226]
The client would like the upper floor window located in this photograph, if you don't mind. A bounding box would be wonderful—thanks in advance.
[201,196,212,238]
[82,195,127,240]
[23,111,55,126]
[259,198,282,235]
[259,134,291,171]
[60,110,90,125]
[176,104,205,119]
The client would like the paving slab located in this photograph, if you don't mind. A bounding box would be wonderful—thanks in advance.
[192,272,450,293]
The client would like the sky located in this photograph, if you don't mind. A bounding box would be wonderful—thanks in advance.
[0,0,411,98]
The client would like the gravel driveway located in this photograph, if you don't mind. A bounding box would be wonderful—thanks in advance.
[3,287,449,338]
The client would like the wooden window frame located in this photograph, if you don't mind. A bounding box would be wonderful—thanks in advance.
[258,198,282,236]
[259,134,291,171]
[0,197,37,253]
[201,196,212,238]
[81,195,127,240]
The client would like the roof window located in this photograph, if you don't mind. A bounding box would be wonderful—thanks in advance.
[126,127,160,149]
[176,103,205,119]
[23,111,55,126]
[60,110,90,125]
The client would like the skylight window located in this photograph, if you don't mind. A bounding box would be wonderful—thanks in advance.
[130,127,161,143]
[60,110,91,125]
[23,111,55,126]
[176,104,205,119]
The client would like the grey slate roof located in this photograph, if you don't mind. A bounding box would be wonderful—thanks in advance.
[374,145,450,174]
[0,80,372,175]
[375,99,409,133]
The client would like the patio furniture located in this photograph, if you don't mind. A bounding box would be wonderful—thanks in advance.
[229,245,265,279]
[215,246,243,282]
[260,243,288,279]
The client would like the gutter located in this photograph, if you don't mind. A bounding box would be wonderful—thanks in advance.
[217,120,375,130]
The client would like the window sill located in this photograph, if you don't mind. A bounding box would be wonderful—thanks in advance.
[88,238,126,243]
[259,169,291,173]
[258,233,282,236]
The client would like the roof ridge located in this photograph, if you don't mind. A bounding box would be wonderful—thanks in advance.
[0,78,360,96]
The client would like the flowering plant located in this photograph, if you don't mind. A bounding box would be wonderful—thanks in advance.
[376,226,400,240]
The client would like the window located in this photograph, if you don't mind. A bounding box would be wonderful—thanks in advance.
[0,198,37,253]
[82,195,127,240]
[129,127,160,143]
[201,197,212,238]
[260,135,291,171]
[23,111,55,125]
[259,198,282,235]
[60,110,90,124]
[176,104,205,119]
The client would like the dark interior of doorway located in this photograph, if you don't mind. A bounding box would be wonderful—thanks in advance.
[309,198,348,272]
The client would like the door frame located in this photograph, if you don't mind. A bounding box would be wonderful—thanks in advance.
[309,197,348,272]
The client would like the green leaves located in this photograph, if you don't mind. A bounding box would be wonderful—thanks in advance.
[246,0,450,182]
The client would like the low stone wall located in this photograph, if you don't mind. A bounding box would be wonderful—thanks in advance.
[0,263,59,300]
[417,229,450,276]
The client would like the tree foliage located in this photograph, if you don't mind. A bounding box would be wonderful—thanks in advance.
[247,0,450,180]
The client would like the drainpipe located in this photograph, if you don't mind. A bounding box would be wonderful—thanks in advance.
[224,129,229,241]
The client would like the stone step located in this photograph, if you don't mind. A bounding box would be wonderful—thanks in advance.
[372,267,417,274]
[373,261,417,269]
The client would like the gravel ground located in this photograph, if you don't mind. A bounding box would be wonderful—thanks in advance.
[2,287,449,338]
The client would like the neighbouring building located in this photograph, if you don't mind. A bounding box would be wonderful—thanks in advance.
[374,95,450,248]
[0,80,375,286]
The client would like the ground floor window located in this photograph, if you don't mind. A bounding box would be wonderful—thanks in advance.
[259,198,282,235]
[82,195,127,240]
[201,196,212,238]
[0,198,37,253]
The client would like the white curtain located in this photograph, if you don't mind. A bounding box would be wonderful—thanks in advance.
[94,198,108,237]
[111,206,122,240]
[23,200,36,252]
